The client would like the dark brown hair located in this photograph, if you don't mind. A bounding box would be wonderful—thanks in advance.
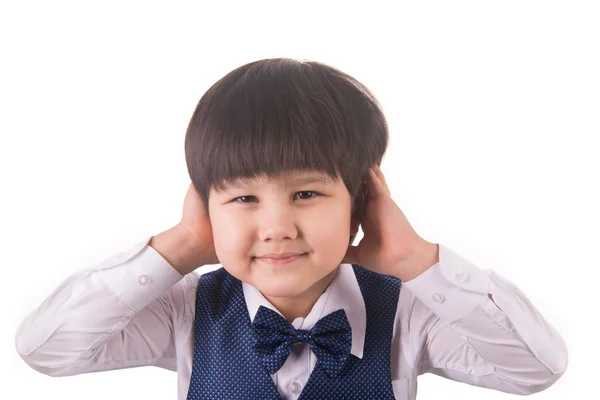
[185,58,389,220]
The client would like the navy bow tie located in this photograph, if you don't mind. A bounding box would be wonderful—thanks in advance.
[250,305,352,378]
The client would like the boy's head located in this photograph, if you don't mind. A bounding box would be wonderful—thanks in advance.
[184,58,388,310]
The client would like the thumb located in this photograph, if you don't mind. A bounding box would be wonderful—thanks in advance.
[342,245,359,265]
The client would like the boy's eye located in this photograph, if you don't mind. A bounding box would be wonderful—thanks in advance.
[232,191,320,203]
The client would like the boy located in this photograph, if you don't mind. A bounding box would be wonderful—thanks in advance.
[15,58,568,399]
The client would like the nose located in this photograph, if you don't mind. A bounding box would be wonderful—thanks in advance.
[257,205,298,242]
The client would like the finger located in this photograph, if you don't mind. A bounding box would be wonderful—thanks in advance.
[367,168,388,197]
[372,166,391,196]
[373,164,390,194]
[365,168,379,197]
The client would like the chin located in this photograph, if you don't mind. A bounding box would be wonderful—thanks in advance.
[257,280,310,298]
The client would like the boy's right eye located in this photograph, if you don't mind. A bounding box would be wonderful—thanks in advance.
[233,196,256,203]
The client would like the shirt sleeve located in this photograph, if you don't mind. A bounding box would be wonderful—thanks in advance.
[400,243,568,396]
[14,236,187,377]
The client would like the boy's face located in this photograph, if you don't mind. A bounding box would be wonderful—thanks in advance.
[208,169,358,317]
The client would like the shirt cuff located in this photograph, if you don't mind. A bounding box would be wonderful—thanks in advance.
[401,243,490,321]
[93,236,185,312]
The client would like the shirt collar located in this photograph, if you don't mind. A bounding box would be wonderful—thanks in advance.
[242,263,366,359]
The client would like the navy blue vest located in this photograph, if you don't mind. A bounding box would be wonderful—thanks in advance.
[186,264,402,399]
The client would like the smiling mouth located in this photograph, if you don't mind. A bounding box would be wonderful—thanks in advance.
[256,253,307,265]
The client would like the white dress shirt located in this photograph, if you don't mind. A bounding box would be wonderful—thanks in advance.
[15,236,568,399]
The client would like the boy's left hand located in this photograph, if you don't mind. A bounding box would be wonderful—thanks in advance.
[343,164,439,282]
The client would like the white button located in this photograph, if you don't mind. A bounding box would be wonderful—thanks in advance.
[432,293,445,303]
[455,272,469,283]
[138,275,149,285]
[288,380,302,395]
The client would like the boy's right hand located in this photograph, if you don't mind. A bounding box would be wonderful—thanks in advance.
[177,182,220,267]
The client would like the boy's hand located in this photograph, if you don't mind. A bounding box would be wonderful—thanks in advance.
[150,183,220,275]
[177,182,220,267]
[343,165,439,282]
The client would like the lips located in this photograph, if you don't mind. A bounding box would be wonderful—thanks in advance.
[258,253,304,259]
[256,253,307,265]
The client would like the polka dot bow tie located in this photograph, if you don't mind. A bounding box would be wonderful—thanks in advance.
[250,305,352,378]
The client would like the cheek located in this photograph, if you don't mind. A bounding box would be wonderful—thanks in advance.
[305,204,352,262]
[209,212,248,260]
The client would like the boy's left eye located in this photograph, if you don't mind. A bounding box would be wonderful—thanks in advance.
[295,191,319,200]
[232,191,320,203]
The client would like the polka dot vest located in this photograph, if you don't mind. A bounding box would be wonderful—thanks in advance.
[185,264,402,399]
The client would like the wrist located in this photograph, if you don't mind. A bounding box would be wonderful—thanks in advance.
[395,240,439,282]
[149,225,203,275]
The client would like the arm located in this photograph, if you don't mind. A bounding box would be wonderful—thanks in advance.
[400,243,568,395]
[15,235,187,377]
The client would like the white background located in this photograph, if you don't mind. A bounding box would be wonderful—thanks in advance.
[2,1,597,398]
